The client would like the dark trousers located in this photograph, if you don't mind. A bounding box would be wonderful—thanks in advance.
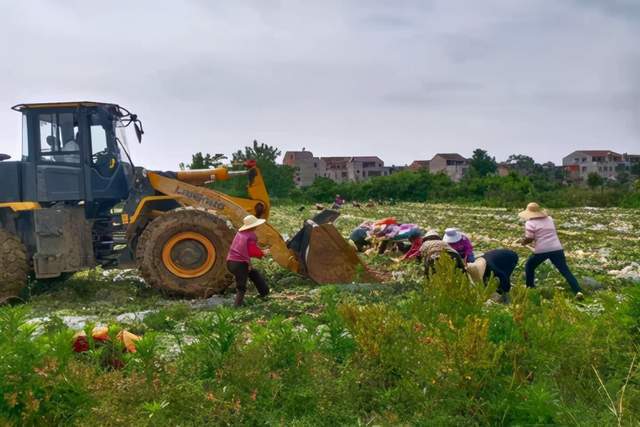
[226,261,269,297]
[482,249,519,294]
[525,250,582,293]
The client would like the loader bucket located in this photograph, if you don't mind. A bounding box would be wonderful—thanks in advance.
[287,210,380,284]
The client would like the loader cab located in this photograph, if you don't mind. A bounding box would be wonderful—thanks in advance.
[2,102,138,208]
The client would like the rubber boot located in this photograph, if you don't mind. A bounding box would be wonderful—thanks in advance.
[234,291,246,307]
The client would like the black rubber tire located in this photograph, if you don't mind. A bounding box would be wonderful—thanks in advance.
[0,228,29,303]
[135,207,236,298]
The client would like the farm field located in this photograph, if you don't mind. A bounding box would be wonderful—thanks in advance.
[2,203,640,425]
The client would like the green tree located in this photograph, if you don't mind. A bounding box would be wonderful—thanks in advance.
[179,152,226,170]
[182,141,295,198]
[587,172,604,189]
[230,140,295,198]
[630,162,640,177]
[231,140,281,164]
[469,149,497,177]
[616,171,631,186]
[306,177,338,201]
[506,154,538,176]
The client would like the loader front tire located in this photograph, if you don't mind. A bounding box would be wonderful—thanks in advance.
[0,228,29,303]
[136,208,236,298]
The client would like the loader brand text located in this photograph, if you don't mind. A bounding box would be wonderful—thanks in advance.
[176,188,225,210]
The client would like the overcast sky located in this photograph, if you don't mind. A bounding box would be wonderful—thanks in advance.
[1,0,638,169]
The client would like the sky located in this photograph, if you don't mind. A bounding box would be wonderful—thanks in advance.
[0,0,638,169]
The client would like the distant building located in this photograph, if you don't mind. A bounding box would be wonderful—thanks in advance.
[282,151,390,186]
[624,153,640,166]
[347,156,388,182]
[497,163,511,177]
[283,150,321,187]
[562,150,625,181]
[321,157,351,183]
[429,153,469,182]
[409,160,430,171]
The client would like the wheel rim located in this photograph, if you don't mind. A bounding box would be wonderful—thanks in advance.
[161,231,216,278]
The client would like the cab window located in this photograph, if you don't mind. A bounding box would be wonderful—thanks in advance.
[38,112,80,164]
[90,119,108,160]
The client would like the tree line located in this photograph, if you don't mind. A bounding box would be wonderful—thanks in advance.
[182,145,640,208]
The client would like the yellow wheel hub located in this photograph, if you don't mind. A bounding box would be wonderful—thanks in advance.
[161,231,216,278]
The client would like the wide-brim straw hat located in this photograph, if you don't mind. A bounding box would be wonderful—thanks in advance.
[518,202,548,220]
[442,228,462,244]
[239,215,266,231]
[423,229,440,241]
[466,257,487,284]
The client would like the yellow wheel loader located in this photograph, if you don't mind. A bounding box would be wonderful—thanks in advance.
[0,101,376,301]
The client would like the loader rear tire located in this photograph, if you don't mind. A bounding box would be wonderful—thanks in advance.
[0,228,29,304]
[136,207,236,298]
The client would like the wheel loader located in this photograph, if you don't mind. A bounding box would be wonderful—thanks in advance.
[0,101,376,302]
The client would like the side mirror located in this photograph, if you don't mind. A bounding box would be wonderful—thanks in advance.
[0,153,11,161]
[134,122,143,143]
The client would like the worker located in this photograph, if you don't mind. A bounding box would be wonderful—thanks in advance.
[226,215,270,307]
[372,218,400,254]
[466,249,519,303]
[45,135,59,152]
[349,221,373,252]
[399,229,437,261]
[516,202,584,298]
[420,234,465,275]
[443,228,475,262]
[61,132,80,163]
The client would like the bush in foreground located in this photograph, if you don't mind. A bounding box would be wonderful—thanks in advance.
[2,261,639,425]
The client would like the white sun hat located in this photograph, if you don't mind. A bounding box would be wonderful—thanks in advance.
[239,215,266,231]
[442,228,462,244]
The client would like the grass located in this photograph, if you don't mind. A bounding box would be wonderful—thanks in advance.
[1,202,639,425]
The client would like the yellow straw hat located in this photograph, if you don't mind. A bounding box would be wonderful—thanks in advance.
[518,202,548,221]
[466,258,487,284]
[239,215,266,231]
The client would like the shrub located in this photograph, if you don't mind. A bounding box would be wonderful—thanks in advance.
[296,170,640,208]
[0,307,90,425]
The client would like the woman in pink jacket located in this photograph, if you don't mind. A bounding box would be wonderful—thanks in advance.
[226,215,270,307]
[517,202,583,298]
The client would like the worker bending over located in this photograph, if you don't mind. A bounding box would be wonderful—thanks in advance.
[467,249,519,304]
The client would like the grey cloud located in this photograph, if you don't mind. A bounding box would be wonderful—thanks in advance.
[440,34,491,63]
[359,13,416,30]
[0,0,638,169]
[570,0,640,19]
